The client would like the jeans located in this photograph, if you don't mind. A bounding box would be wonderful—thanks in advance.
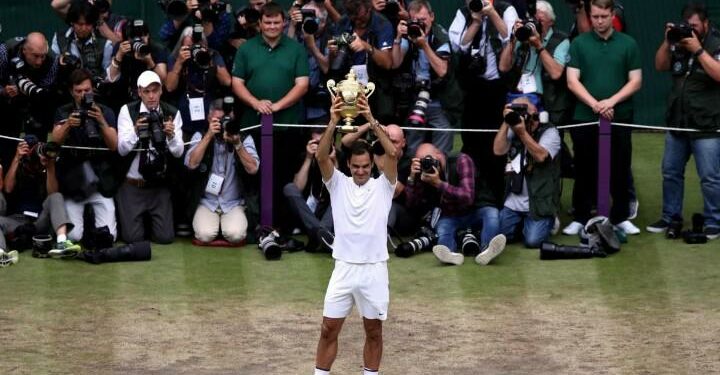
[436,206,499,252]
[661,133,720,228]
[498,207,553,248]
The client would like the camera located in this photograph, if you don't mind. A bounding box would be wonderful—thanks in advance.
[468,0,490,13]
[137,110,166,151]
[21,135,60,174]
[381,0,401,24]
[126,19,151,57]
[299,9,319,34]
[406,20,425,39]
[78,92,101,140]
[395,226,437,258]
[330,32,356,71]
[540,242,607,260]
[667,22,694,45]
[10,57,47,97]
[191,24,212,70]
[407,81,431,127]
[157,0,189,20]
[420,155,439,173]
[682,213,708,244]
[61,52,82,71]
[460,228,481,256]
[504,103,529,127]
[258,228,283,260]
[515,19,541,43]
[236,7,260,25]
[665,216,683,240]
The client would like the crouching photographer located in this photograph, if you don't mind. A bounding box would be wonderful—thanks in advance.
[52,68,120,244]
[116,71,184,244]
[493,97,561,248]
[390,0,463,156]
[185,97,260,245]
[404,142,506,266]
[0,137,82,259]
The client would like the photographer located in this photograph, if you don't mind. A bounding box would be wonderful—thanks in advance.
[405,142,505,266]
[1,138,81,258]
[167,25,231,139]
[648,2,720,240]
[498,1,573,127]
[328,0,394,118]
[493,97,560,248]
[0,33,62,165]
[283,130,336,252]
[288,0,333,123]
[51,1,113,89]
[51,0,126,44]
[106,19,169,111]
[116,71,184,244]
[563,0,642,236]
[185,99,259,245]
[448,0,519,216]
[158,0,233,52]
[390,0,462,156]
[52,69,119,243]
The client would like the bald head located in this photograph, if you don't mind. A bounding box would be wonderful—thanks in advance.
[23,32,49,69]
[385,124,406,155]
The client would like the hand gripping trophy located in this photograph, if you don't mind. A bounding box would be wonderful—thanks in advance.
[326,68,376,133]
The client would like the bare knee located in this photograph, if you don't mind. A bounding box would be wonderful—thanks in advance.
[363,319,383,341]
[320,319,343,341]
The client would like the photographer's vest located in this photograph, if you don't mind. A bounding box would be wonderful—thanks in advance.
[446,153,497,211]
[186,138,260,242]
[540,30,574,126]
[667,26,720,138]
[506,123,561,219]
[459,1,511,81]
[55,102,122,199]
[119,100,179,181]
[55,29,107,81]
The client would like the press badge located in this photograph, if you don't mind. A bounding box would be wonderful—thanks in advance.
[518,72,537,94]
[189,97,205,122]
[205,173,224,196]
[352,64,369,85]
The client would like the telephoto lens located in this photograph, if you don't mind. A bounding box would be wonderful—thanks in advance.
[258,229,283,260]
[395,227,437,258]
[461,229,481,256]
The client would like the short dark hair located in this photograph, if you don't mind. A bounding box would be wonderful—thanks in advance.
[682,1,708,22]
[590,0,614,10]
[344,0,372,17]
[68,68,93,88]
[67,1,100,25]
[261,2,285,20]
[348,140,372,159]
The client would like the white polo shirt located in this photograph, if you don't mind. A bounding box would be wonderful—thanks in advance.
[324,168,396,264]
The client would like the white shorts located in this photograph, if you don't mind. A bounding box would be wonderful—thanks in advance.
[323,260,389,321]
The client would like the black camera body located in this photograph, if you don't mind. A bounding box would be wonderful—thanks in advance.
[504,103,529,127]
[682,213,708,244]
[21,135,60,174]
[137,110,166,151]
[395,226,437,258]
[78,92,101,140]
[191,25,212,70]
[125,19,151,57]
[299,9,320,35]
[515,18,542,43]
[667,22,694,45]
[468,0,490,13]
[460,228,481,256]
[330,33,356,71]
[407,20,426,39]
[420,155,440,173]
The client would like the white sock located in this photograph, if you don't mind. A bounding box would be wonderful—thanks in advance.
[57,234,67,243]
[314,368,330,375]
[363,369,378,374]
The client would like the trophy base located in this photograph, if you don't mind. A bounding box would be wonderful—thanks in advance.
[337,124,359,133]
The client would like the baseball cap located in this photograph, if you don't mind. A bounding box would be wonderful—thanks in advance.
[137,70,161,88]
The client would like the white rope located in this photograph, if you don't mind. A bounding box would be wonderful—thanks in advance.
[610,122,720,132]
[273,121,599,132]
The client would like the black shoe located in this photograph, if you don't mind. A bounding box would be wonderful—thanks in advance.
[646,219,669,234]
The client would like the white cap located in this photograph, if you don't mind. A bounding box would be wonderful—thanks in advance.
[137,70,161,88]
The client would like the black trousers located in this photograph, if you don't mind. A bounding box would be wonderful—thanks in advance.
[569,124,632,224]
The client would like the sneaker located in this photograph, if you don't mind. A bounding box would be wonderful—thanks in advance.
[475,234,506,266]
[646,219,670,234]
[48,240,82,259]
[551,216,561,236]
[0,250,19,267]
[705,227,720,240]
[615,220,640,235]
[432,245,464,266]
[562,221,584,236]
[628,199,639,220]
[318,229,335,253]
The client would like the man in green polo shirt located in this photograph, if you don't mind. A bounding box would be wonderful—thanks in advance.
[232,2,310,233]
[563,0,642,236]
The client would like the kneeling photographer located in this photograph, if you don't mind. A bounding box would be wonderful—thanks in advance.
[493,97,560,248]
[116,71,184,244]
[52,69,119,244]
[390,0,462,156]
[404,142,506,266]
[185,97,259,245]
[1,136,82,259]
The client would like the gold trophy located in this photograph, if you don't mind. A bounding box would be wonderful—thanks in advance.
[326,68,376,133]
